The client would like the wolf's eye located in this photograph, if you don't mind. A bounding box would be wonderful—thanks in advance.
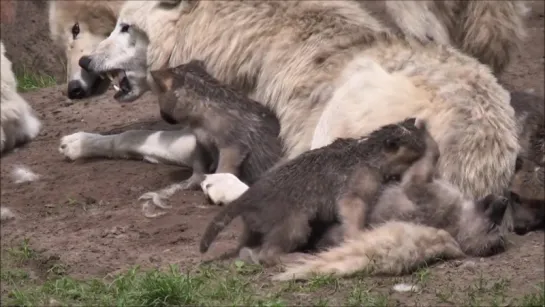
[120,24,130,33]
[71,23,80,39]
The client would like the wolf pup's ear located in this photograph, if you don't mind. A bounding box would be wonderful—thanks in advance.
[150,69,176,93]
[515,157,523,173]
[486,196,509,226]
[414,117,427,130]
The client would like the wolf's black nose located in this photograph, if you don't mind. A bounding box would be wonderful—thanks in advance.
[79,56,92,71]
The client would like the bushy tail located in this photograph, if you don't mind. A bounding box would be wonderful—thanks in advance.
[199,198,247,253]
[383,1,528,75]
[272,221,465,281]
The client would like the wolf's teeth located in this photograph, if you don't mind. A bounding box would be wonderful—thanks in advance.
[113,84,121,91]
[106,73,115,82]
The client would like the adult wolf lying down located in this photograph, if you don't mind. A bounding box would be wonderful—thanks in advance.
[48,0,528,100]
[68,0,519,202]
[1,41,42,155]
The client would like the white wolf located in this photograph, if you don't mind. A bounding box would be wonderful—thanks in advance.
[48,0,124,99]
[67,1,522,203]
[1,41,42,155]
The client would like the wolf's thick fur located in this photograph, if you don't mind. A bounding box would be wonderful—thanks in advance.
[48,0,124,99]
[274,130,509,281]
[1,41,42,155]
[49,0,527,101]
[311,55,517,198]
[378,1,528,75]
[152,60,282,187]
[199,118,430,266]
[82,0,519,200]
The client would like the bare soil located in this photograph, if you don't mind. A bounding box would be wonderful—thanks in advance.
[1,0,66,81]
[1,1,544,305]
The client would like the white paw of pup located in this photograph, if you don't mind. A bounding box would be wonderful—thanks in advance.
[200,173,249,205]
[59,131,95,160]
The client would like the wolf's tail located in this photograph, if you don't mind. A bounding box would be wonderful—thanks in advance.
[199,197,248,253]
[384,1,529,75]
[272,221,465,281]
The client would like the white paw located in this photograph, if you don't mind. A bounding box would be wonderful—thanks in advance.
[58,132,95,160]
[200,173,249,205]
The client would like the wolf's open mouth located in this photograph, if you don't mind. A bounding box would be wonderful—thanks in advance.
[102,70,132,100]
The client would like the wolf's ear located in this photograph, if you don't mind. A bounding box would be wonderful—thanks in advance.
[515,157,523,173]
[486,196,509,226]
[414,117,427,130]
[150,69,176,93]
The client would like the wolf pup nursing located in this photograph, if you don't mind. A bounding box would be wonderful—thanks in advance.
[274,127,510,281]
[149,60,283,190]
[199,118,430,266]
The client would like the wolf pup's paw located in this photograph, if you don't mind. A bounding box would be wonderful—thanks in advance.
[59,132,96,160]
[200,173,249,205]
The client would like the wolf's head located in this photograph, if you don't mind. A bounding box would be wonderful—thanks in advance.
[48,0,124,99]
[456,194,510,257]
[77,0,197,103]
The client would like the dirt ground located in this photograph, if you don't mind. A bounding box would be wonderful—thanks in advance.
[1,0,66,81]
[1,1,544,305]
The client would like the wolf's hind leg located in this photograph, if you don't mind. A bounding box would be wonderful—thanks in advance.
[258,214,312,266]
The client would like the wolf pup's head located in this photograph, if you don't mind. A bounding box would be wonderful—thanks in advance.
[456,194,510,257]
[363,118,435,179]
[150,60,213,125]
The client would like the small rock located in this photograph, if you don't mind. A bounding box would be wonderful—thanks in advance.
[459,260,477,271]
[0,207,16,221]
[149,255,161,263]
[393,283,420,293]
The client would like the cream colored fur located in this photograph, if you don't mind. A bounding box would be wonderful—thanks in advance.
[312,53,518,198]
[1,41,42,155]
[272,221,465,281]
[48,0,123,96]
[380,1,528,75]
[101,0,520,199]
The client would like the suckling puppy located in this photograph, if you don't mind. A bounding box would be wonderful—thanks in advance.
[200,117,430,266]
[150,60,282,190]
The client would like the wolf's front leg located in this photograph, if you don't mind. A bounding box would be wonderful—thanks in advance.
[59,129,198,166]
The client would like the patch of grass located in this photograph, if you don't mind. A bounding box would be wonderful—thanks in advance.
[6,238,35,263]
[517,282,545,307]
[15,67,56,92]
[2,240,543,307]
[3,264,288,307]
